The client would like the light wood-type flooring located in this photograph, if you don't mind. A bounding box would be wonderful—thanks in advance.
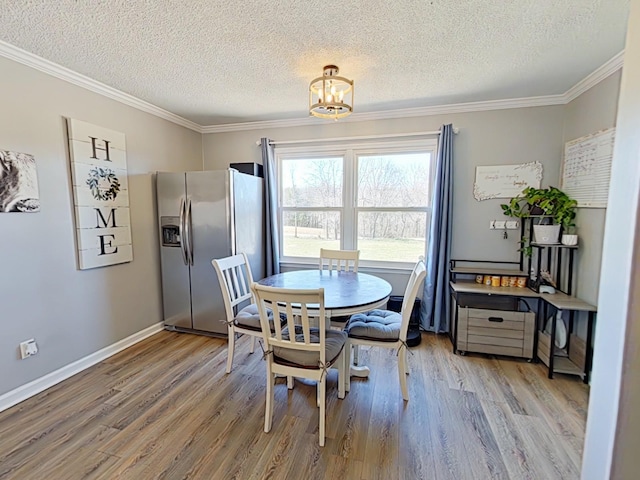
[0,331,588,479]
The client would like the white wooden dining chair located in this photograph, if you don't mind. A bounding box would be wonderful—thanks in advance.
[319,249,361,330]
[344,257,426,401]
[212,253,274,374]
[251,283,347,447]
[319,248,360,272]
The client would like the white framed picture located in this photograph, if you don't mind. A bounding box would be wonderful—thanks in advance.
[67,118,133,270]
[473,162,543,201]
[0,150,40,212]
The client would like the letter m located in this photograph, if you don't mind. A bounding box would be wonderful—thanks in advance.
[95,208,117,228]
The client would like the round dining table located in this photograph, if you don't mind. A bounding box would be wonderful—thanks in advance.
[257,269,392,377]
[257,269,392,317]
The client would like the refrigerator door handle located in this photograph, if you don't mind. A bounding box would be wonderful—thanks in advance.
[186,198,195,265]
[178,197,188,265]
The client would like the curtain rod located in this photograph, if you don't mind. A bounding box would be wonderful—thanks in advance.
[255,128,459,146]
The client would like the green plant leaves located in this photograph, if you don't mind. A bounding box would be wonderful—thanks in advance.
[501,186,577,255]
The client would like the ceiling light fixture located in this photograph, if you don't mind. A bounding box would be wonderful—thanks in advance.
[309,65,354,120]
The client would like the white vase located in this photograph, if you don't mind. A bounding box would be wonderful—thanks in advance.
[533,224,561,244]
[561,234,578,246]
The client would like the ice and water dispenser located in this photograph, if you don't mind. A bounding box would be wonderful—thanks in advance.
[160,216,181,247]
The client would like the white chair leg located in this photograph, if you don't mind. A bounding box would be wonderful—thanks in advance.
[319,377,326,446]
[338,351,345,399]
[399,347,409,401]
[265,366,275,433]
[226,330,235,374]
[250,336,256,354]
[344,339,351,393]
[287,376,294,389]
[353,344,360,365]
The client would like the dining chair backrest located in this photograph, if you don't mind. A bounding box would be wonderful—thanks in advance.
[319,248,360,272]
[252,284,327,365]
[398,257,427,342]
[211,253,255,321]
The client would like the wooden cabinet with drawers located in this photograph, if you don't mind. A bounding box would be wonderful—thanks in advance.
[450,281,540,361]
[456,307,536,360]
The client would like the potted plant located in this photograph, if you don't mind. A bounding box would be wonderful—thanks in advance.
[501,186,577,245]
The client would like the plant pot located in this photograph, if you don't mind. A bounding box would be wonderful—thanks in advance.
[529,205,545,216]
[533,224,561,244]
[561,234,578,246]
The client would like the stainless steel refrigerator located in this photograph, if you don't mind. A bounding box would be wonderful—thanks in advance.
[156,169,265,336]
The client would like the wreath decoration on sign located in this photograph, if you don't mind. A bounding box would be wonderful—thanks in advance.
[86,167,121,201]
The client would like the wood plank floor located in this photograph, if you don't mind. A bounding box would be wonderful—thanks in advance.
[0,331,589,479]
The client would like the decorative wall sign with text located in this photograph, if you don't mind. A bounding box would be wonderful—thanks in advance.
[473,162,543,201]
[67,119,133,269]
[0,149,40,212]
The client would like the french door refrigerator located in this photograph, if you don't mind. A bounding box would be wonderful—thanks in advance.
[156,169,265,336]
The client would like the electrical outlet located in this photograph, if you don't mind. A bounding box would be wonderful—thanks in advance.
[19,339,38,359]
[494,220,506,229]
[506,220,519,229]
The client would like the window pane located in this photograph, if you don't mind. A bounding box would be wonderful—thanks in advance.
[357,211,427,262]
[357,152,431,207]
[282,211,341,257]
[281,157,343,207]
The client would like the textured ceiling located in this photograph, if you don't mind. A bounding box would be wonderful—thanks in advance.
[0,1,630,126]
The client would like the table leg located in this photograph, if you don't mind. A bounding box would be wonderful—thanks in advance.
[347,342,370,377]
[350,365,371,377]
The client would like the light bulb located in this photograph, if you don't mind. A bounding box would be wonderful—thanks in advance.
[339,90,344,102]
[327,94,333,103]
[331,85,336,96]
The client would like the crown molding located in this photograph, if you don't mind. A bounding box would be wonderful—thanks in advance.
[201,94,568,133]
[0,40,202,133]
[201,51,625,134]
[564,50,625,103]
[1,39,624,135]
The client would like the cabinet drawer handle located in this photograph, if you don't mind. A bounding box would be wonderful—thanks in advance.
[488,317,504,323]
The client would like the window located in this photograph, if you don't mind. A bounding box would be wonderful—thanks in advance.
[277,139,437,267]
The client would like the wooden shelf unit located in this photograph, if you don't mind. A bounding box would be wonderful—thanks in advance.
[449,274,597,383]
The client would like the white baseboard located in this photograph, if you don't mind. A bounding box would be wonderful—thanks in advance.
[0,322,164,413]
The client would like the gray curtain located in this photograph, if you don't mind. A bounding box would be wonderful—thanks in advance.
[260,138,280,276]
[420,124,454,332]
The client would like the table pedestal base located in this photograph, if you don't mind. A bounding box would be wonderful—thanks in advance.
[350,365,370,377]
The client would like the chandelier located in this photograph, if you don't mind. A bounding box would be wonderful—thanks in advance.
[309,65,354,120]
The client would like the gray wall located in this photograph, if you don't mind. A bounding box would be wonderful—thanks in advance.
[563,71,622,307]
[583,1,640,477]
[203,106,566,293]
[0,57,203,396]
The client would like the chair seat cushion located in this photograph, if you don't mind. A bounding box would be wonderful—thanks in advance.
[234,304,283,332]
[273,327,347,368]
[346,309,401,342]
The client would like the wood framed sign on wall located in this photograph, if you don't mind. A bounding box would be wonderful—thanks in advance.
[67,119,133,270]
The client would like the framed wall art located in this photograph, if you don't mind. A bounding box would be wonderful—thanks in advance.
[0,149,40,212]
[67,118,133,270]
[473,161,543,201]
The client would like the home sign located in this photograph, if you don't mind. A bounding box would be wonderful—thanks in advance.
[67,119,133,270]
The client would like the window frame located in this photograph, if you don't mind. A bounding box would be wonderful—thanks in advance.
[276,138,438,270]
